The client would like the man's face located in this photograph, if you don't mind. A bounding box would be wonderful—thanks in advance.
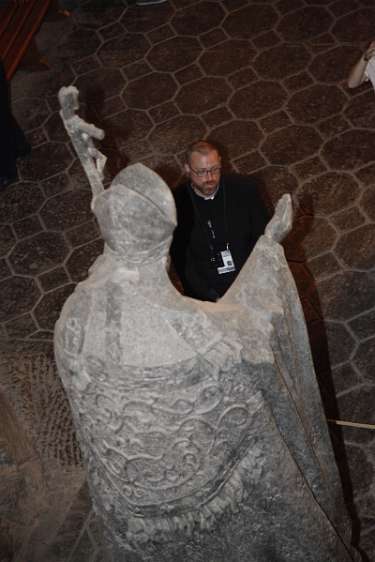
[185,149,222,197]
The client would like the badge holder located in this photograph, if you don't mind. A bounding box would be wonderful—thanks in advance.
[217,245,235,275]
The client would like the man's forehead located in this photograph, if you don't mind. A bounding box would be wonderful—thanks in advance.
[190,149,220,162]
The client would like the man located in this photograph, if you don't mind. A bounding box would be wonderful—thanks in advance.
[347,40,375,90]
[170,140,269,302]
[0,58,30,189]
[0,0,32,188]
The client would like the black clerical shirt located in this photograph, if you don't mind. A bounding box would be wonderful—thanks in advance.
[170,174,269,302]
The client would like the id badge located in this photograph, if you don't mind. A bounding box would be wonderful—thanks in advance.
[217,248,236,275]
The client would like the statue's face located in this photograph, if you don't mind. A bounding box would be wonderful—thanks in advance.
[185,149,222,197]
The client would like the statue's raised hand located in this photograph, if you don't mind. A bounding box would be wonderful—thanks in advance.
[265,193,292,243]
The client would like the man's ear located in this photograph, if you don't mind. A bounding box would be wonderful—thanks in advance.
[184,163,190,175]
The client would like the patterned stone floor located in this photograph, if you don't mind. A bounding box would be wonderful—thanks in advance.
[1,0,375,560]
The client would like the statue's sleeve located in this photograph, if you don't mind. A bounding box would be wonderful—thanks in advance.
[221,196,351,540]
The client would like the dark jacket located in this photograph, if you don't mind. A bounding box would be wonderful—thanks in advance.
[170,173,269,301]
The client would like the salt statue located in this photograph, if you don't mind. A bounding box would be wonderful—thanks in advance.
[55,86,360,562]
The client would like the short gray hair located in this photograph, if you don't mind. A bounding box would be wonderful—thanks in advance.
[185,140,220,165]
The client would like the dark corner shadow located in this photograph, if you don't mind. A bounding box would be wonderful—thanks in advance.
[330,425,367,561]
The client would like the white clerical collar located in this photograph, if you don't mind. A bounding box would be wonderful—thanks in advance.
[191,183,220,200]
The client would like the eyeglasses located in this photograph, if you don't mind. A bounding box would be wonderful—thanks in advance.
[189,165,221,178]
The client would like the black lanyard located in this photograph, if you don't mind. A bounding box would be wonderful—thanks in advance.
[189,179,229,255]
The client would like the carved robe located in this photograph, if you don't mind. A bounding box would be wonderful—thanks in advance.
[54,164,359,562]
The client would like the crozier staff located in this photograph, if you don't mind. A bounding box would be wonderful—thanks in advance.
[347,41,375,89]
[170,140,268,302]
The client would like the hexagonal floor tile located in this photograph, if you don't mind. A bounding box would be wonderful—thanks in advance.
[9,232,69,276]
[287,84,347,124]
[297,172,360,216]
[254,44,311,81]
[335,224,375,270]
[34,284,76,330]
[148,36,201,72]
[40,190,93,231]
[322,130,375,170]
[18,143,73,182]
[12,97,50,132]
[148,115,206,153]
[318,271,375,321]
[176,76,231,114]
[230,81,287,120]
[209,120,263,159]
[262,125,322,166]
[98,33,150,67]
[223,4,278,39]
[277,6,333,42]
[124,72,177,110]
[200,39,255,76]
[172,2,225,36]
[0,183,44,223]
[122,3,173,33]
[0,277,40,322]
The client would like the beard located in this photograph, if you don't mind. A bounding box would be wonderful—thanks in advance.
[192,179,219,196]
